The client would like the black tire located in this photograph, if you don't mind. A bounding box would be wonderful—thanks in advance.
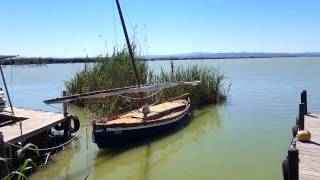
[53,123,64,131]
[54,115,80,135]
[69,115,80,133]
[282,159,288,180]
[292,125,298,137]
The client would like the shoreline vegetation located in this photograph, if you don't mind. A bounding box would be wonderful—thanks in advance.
[66,50,230,117]
[1,52,320,65]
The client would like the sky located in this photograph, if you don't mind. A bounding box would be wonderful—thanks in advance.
[0,0,319,57]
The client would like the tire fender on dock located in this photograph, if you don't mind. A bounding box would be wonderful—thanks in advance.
[282,158,288,180]
[69,115,80,133]
[52,115,80,134]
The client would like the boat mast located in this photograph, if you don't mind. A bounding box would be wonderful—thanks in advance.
[115,0,141,87]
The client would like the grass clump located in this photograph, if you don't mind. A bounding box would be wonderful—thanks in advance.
[66,49,230,117]
[156,65,229,107]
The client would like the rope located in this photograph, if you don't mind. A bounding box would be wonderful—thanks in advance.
[121,0,136,34]
[46,104,63,112]
[42,152,52,166]
[5,136,78,151]
[112,0,118,50]
[85,126,90,179]
[117,89,162,100]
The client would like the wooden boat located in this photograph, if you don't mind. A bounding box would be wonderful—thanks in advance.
[93,94,191,147]
[44,84,198,148]
[44,0,200,148]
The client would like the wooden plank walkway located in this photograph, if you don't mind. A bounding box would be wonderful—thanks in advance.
[0,107,66,144]
[296,114,320,180]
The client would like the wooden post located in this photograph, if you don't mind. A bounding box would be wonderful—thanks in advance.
[6,146,12,171]
[301,90,307,115]
[170,60,174,75]
[62,91,68,117]
[62,91,70,138]
[288,147,299,180]
[0,132,9,178]
[63,119,71,138]
[299,103,305,130]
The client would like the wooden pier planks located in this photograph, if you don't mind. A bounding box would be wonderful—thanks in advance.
[296,114,320,180]
[0,107,66,144]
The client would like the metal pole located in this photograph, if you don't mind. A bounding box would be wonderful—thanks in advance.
[115,0,141,87]
[0,65,14,115]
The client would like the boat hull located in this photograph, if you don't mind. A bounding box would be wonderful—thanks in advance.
[93,110,190,148]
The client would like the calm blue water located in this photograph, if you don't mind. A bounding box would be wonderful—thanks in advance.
[1,63,85,111]
[2,57,320,180]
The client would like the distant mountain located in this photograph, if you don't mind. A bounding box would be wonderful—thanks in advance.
[148,52,320,60]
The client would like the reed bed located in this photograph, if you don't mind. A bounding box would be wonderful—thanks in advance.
[66,50,230,117]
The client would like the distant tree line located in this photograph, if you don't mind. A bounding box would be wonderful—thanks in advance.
[0,57,101,65]
[2,52,320,65]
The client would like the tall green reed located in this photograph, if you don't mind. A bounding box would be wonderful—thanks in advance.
[66,49,230,117]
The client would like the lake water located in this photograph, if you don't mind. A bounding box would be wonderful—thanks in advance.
[2,57,320,180]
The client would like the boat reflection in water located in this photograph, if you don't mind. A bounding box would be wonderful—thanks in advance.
[30,105,222,179]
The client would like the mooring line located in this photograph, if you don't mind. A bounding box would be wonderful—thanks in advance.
[5,136,78,151]
[85,126,90,179]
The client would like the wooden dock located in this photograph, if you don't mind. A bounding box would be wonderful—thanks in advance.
[296,113,320,180]
[0,96,80,178]
[283,90,320,180]
[0,107,66,144]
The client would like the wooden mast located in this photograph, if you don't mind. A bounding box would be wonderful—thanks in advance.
[115,0,141,87]
[115,0,146,104]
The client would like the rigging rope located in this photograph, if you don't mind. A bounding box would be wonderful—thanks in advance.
[112,0,119,50]
[46,103,63,112]
[121,0,136,34]
[117,89,162,100]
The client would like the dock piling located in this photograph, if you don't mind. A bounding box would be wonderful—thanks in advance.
[283,91,320,180]
[288,146,299,180]
[62,91,70,138]
[299,103,305,130]
[301,90,308,115]
[0,132,9,178]
[62,91,68,117]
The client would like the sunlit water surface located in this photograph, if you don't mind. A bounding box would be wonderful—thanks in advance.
[2,57,320,180]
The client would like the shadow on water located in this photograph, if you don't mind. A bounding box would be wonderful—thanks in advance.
[29,105,222,179]
[91,105,222,179]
